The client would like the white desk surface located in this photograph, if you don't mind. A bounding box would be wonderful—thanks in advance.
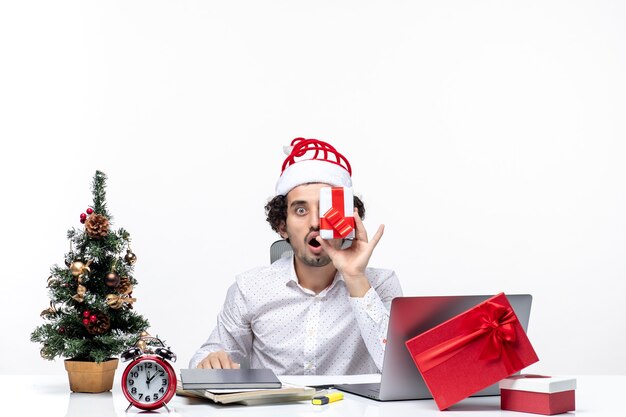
[1,374,621,416]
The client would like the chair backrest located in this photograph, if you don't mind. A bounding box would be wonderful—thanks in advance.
[270,239,293,263]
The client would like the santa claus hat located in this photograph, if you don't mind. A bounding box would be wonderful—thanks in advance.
[275,138,352,196]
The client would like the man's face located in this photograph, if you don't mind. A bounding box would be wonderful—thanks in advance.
[280,183,342,267]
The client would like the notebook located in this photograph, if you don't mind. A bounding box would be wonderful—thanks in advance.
[335,294,533,401]
[179,368,282,390]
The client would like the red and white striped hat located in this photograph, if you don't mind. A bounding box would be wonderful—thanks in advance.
[275,138,352,196]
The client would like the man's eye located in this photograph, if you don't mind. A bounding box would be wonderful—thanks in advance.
[295,207,307,215]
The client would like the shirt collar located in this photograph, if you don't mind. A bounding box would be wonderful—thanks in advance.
[279,254,345,293]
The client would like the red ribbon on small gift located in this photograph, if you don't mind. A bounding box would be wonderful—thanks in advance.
[412,300,524,375]
[323,207,354,238]
[320,188,354,238]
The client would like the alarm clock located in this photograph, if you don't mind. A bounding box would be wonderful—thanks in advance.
[120,333,177,412]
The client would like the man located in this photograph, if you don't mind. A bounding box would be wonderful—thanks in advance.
[189,138,402,374]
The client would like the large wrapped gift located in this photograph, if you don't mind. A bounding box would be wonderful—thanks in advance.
[500,374,576,415]
[320,187,355,240]
[405,292,539,410]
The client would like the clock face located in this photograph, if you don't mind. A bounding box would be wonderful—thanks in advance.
[122,356,176,410]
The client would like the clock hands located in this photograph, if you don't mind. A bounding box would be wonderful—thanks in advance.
[146,369,158,385]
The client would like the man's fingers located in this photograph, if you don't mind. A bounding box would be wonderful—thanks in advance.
[217,351,238,369]
[353,209,368,242]
[369,224,385,248]
[221,351,240,369]
[316,236,339,258]
[198,350,240,369]
[198,358,212,369]
[209,355,223,369]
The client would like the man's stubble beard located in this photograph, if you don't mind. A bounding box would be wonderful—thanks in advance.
[299,252,332,267]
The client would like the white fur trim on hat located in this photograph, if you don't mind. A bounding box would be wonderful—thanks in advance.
[275,159,352,196]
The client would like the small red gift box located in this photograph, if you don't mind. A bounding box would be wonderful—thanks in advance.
[320,187,355,239]
[500,374,576,415]
[405,292,539,410]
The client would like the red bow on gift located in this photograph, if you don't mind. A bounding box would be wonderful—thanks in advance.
[414,301,524,375]
[323,206,354,238]
[320,188,354,238]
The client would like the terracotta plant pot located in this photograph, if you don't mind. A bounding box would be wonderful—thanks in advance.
[64,358,119,393]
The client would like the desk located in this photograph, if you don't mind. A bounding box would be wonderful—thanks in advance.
[1,374,621,416]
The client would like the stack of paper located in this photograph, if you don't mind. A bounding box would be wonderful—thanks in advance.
[176,380,315,405]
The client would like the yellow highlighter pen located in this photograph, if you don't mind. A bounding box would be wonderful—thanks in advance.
[312,392,344,405]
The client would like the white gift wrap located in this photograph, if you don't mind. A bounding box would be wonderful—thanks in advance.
[499,375,577,393]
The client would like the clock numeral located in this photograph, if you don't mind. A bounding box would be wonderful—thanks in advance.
[131,387,137,394]
[131,371,139,378]
[128,379,135,386]
[159,370,165,376]
[159,387,165,393]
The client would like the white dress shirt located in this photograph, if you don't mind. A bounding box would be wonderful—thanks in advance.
[189,255,403,375]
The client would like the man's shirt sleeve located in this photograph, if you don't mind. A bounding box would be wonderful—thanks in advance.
[188,283,253,368]
[349,271,403,371]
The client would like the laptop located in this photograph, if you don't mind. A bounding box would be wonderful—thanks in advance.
[335,294,533,401]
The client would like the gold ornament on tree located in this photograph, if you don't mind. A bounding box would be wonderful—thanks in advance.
[47,275,57,288]
[105,259,121,287]
[72,278,87,303]
[124,246,137,265]
[106,277,136,309]
[136,331,151,352]
[40,346,54,360]
[70,260,92,277]
[105,272,120,287]
[136,339,147,351]
[85,213,109,239]
[40,301,58,318]
[105,293,136,309]
[70,259,92,303]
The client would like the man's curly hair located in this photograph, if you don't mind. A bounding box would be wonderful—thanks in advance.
[265,194,365,233]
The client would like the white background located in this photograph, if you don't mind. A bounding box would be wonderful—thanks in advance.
[1,1,624,375]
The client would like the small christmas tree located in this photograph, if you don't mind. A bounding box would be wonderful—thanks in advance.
[31,171,149,363]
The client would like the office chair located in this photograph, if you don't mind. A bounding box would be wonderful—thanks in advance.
[270,239,293,263]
